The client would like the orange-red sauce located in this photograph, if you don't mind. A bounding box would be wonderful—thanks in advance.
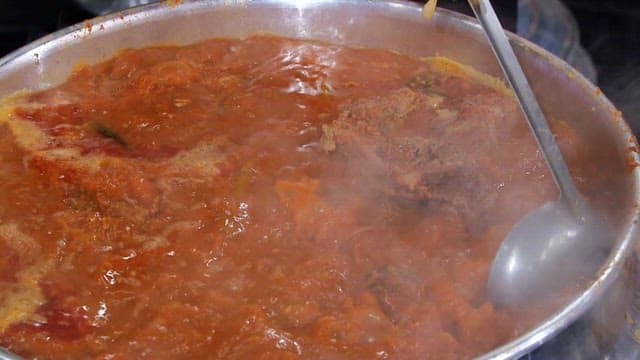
[0,35,603,359]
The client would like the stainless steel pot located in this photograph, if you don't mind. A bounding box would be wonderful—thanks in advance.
[1,1,639,359]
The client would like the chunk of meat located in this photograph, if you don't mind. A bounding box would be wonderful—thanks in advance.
[365,264,424,323]
[321,86,551,231]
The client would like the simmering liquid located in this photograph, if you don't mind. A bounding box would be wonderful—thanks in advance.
[0,35,605,359]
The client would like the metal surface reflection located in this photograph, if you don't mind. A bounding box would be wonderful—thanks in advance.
[488,201,611,306]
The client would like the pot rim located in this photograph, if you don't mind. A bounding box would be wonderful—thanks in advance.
[1,1,639,359]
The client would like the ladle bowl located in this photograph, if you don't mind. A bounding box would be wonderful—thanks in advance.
[468,0,614,306]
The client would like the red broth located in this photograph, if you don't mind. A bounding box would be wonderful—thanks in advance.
[0,35,604,359]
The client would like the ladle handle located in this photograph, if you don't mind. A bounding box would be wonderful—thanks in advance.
[467,0,587,220]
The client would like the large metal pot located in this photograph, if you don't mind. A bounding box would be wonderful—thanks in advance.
[1,1,639,359]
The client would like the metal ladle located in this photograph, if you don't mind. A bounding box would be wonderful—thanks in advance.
[467,0,612,305]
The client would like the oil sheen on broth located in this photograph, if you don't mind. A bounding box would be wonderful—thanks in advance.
[0,35,603,359]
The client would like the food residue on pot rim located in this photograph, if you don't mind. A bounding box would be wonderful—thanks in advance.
[423,0,438,20]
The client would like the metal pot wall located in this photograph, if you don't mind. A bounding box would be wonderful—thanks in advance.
[0,1,639,359]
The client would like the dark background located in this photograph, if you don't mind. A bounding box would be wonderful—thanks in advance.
[1,0,638,133]
[564,0,640,134]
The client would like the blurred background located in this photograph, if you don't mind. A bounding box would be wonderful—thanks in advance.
[0,0,638,133]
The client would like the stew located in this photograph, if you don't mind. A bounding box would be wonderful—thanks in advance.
[0,35,605,359]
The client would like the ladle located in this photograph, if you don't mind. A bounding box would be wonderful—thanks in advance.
[467,0,611,305]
